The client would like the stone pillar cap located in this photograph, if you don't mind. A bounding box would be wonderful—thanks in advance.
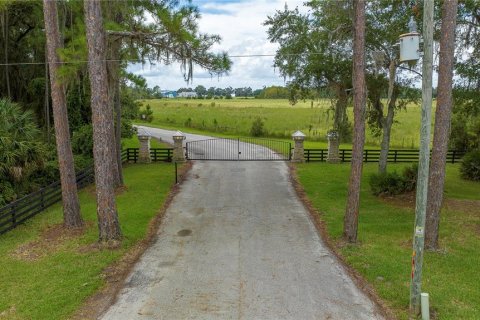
[137,127,151,137]
[173,131,186,139]
[292,130,306,139]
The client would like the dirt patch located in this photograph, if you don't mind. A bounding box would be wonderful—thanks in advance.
[380,192,416,209]
[380,193,480,216]
[11,223,91,261]
[0,306,17,319]
[443,199,480,215]
[77,240,122,255]
[70,161,193,320]
[115,185,129,196]
[288,164,396,320]
[475,224,480,237]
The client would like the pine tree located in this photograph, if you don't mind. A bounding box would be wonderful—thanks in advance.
[84,0,121,242]
[43,0,83,228]
[343,0,366,243]
[425,0,459,250]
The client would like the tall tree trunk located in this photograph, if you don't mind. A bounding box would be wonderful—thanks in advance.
[43,0,83,228]
[84,0,122,242]
[107,37,123,186]
[344,0,366,243]
[44,47,51,143]
[425,0,458,250]
[378,59,397,173]
[3,10,10,98]
[333,83,348,140]
[114,82,123,185]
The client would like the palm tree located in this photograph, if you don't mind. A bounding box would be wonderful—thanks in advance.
[0,99,46,190]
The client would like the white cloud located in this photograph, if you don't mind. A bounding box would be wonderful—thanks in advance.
[127,0,306,90]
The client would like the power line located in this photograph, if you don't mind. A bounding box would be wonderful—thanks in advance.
[0,52,320,66]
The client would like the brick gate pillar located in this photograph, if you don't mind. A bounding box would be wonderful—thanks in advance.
[137,128,152,163]
[327,131,341,163]
[292,131,306,163]
[172,131,186,163]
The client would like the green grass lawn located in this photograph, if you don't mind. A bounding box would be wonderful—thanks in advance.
[0,163,177,320]
[121,135,171,148]
[296,163,480,319]
[137,98,433,149]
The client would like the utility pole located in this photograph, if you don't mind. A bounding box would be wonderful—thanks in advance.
[410,0,434,316]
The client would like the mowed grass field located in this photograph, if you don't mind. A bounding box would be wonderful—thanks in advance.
[137,98,432,149]
[297,163,480,319]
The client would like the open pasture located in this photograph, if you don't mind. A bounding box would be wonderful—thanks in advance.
[139,98,430,149]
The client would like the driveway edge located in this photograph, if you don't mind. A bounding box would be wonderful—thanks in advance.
[70,161,193,320]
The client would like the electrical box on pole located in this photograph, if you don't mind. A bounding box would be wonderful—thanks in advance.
[399,17,421,64]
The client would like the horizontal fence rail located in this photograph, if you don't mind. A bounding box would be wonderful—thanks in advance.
[304,149,466,163]
[0,148,173,235]
[123,148,173,163]
[0,167,94,235]
[186,138,292,161]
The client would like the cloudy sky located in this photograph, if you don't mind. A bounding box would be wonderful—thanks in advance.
[127,0,307,91]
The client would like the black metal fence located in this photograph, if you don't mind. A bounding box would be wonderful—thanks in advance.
[304,149,466,163]
[0,148,173,235]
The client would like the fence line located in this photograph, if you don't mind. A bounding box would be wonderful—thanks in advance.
[0,147,463,235]
[303,149,466,163]
[0,148,173,235]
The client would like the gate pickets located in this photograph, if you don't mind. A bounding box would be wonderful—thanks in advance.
[185,138,292,161]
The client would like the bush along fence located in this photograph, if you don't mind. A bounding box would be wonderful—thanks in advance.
[0,148,173,235]
[303,149,466,163]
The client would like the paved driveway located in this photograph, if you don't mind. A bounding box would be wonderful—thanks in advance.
[101,127,383,320]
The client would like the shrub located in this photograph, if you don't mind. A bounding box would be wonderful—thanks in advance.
[0,180,16,206]
[369,171,405,196]
[184,117,193,128]
[369,163,418,196]
[402,163,418,191]
[138,104,154,122]
[74,154,94,171]
[29,160,59,187]
[250,117,265,137]
[460,149,480,181]
[72,124,93,156]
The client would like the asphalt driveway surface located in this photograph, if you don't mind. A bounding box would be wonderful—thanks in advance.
[101,127,383,320]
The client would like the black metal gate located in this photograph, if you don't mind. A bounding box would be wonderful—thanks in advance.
[185,138,292,161]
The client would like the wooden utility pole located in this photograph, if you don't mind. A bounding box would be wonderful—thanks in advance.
[43,0,83,228]
[410,0,434,315]
[343,0,366,243]
[425,0,459,251]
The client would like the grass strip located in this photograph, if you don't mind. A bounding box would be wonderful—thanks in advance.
[0,163,179,320]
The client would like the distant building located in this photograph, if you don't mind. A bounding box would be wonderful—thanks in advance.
[177,92,198,98]
[161,90,177,98]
